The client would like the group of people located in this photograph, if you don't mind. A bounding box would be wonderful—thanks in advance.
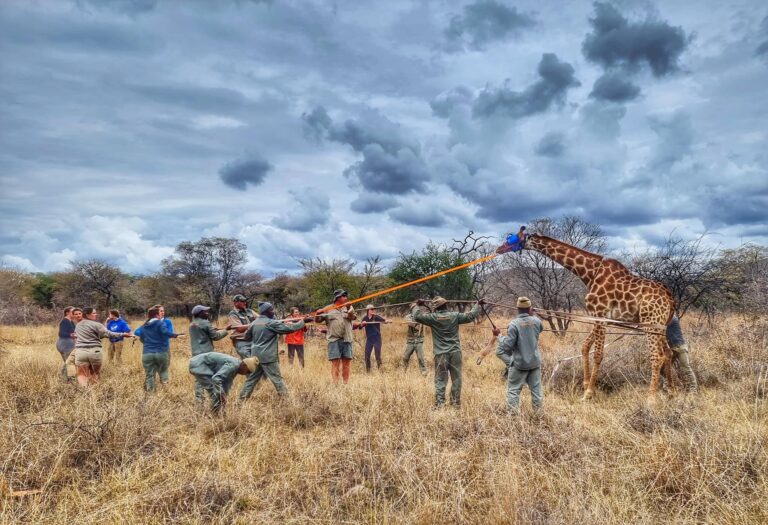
[54,289,698,416]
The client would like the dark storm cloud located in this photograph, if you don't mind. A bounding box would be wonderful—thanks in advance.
[705,177,768,226]
[472,54,579,119]
[343,145,430,195]
[757,16,768,58]
[130,84,248,114]
[430,86,474,118]
[272,190,330,232]
[648,112,693,171]
[219,156,272,191]
[582,2,688,77]
[304,106,430,195]
[444,0,536,52]
[350,193,399,214]
[388,204,446,228]
[535,132,566,158]
[589,72,641,102]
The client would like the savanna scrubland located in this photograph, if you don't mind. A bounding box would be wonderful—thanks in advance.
[1,314,766,524]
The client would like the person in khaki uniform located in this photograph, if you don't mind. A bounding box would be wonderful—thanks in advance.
[666,315,698,393]
[189,304,230,402]
[495,297,544,415]
[402,314,427,375]
[411,297,482,408]
[228,294,257,359]
[315,289,356,384]
[238,302,308,400]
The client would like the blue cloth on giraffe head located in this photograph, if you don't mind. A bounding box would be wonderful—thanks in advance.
[506,233,524,252]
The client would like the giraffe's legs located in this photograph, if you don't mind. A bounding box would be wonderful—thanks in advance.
[580,330,596,397]
[646,332,667,402]
[585,324,606,399]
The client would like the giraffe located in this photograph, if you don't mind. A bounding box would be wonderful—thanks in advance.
[496,227,675,401]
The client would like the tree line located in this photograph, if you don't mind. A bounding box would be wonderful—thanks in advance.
[1,217,766,329]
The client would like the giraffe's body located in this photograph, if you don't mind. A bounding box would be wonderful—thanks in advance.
[498,230,675,400]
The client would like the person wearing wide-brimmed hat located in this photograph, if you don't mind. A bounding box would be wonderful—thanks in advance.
[189,351,258,414]
[495,296,544,415]
[189,305,231,402]
[227,294,257,359]
[360,304,387,372]
[315,289,357,384]
[411,296,482,408]
[239,302,310,400]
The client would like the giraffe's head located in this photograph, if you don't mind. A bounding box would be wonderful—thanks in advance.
[495,226,527,254]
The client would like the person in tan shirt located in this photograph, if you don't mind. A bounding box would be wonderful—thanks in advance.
[315,289,356,384]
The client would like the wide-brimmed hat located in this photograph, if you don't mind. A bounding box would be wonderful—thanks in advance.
[365,304,376,310]
[431,296,448,308]
[191,305,210,316]
[517,296,532,308]
[233,294,247,302]
[333,289,348,300]
[258,301,273,314]
[242,357,259,372]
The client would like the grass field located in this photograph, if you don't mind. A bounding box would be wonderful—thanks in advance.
[1,316,766,524]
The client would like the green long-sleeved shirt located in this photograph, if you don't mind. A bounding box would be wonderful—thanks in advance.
[188,352,241,393]
[496,313,543,370]
[411,304,481,355]
[188,319,229,356]
[246,315,306,364]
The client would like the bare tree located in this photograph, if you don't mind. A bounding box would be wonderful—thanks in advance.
[496,216,607,335]
[162,237,247,318]
[450,230,497,300]
[70,259,124,309]
[627,233,721,319]
[357,256,387,298]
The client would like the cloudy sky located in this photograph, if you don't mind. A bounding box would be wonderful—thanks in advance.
[1,0,767,275]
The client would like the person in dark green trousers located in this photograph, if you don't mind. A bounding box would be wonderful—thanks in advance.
[495,297,544,415]
[189,352,258,414]
[238,302,310,401]
[138,305,180,392]
[411,297,482,408]
[189,304,230,402]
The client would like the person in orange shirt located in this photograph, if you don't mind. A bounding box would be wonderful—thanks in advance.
[285,306,308,368]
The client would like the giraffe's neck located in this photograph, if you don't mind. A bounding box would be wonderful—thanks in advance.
[527,236,603,286]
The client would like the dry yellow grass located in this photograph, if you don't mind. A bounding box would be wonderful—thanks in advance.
[1,316,766,524]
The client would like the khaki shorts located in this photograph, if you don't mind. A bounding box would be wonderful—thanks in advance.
[75,347,103,367]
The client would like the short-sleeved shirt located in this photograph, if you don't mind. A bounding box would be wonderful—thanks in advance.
[317,304,356,343]
[361,314,385,339]
[228,308,257,342]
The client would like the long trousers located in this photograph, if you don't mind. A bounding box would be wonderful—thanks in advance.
[364,336,382,371]
[239,361,288,400]
[194,377,228,414]
[403,341,427,374]
[142,352,170,392]
[107,341,124,363]
[434,351,462,406]
[670,344,699,393]
[506,366,543,414]
[288,344,305,367]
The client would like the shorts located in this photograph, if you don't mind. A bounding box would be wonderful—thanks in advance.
[75,346,103,367]
[327,340,353,360]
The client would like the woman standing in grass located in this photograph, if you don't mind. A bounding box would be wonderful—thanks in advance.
[74,307,133,387]
[138,305,180,392]
[55,306,76,380]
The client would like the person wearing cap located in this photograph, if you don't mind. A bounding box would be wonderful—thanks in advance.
[189,305,231,402]
[411,296,482,408]
[285,307,308,368]
[189,351,258,414]
[402,313,427,376]
[105,309,132,365]
[239,302,309,400]
[665,315,698,393]
[315,289,357,384]
[495,296,544,415]
[138,305,180,392]
[228,294,257,359]
[360,305,387,372]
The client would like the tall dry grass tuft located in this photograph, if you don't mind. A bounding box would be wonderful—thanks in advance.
[1,316,766,523]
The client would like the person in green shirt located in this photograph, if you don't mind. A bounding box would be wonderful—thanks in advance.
[402,313,427,376]
[411,297,483,408]
[188,352,258,414]
[188,304,231,402]
[238,302,310,401]
[228,294,257,358]
[495,296,544,415]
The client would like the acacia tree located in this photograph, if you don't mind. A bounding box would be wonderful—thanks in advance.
[162,237,247,319]
[70,259,125,309]
[388,242,473,305]
[297,257,358,308]
[496,216,607,335]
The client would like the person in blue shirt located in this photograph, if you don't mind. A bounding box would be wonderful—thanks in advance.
[359,305,387,372]
[134,304,176,361]
[105,309,132,365]
[138,305,180,392]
